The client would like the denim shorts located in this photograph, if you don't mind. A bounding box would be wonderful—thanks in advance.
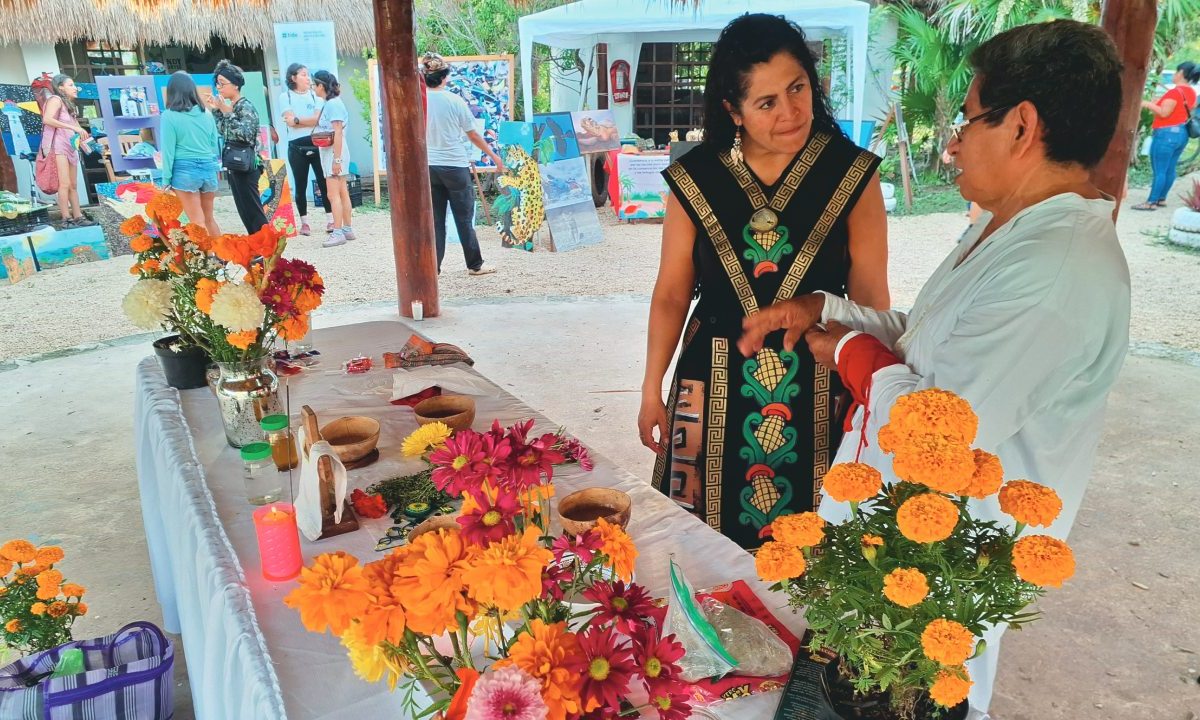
[171,157,220,193]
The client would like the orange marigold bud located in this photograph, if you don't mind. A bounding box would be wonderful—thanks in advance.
[74,602,89,615]
[5,619,21,633]
[896,493,959,543]
[30,602,47,615]
[47,601,69,618]
[921,618,976,666]
[1012,535,1075,587]
[998,480,1062,527]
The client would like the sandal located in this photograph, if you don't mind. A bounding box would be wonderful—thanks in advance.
[1131,202,1158,211]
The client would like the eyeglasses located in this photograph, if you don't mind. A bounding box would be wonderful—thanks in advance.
[215,78,231,88]
[950,104,1015,142]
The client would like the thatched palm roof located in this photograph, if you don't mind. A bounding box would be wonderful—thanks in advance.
[0,0,376,53]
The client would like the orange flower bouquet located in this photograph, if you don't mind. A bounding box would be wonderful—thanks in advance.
[120,189,319,363]
[285,419,692,720]
[758,389,1074,719]
[0,540,88,655]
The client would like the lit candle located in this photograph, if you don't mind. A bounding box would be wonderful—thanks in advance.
[253,502,303,582]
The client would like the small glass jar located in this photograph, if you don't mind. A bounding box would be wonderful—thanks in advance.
[241,443,282,505]
[260,414,299,471]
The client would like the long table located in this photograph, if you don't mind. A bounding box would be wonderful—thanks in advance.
[134,320,805,719]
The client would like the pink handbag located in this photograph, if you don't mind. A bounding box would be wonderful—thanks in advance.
[35,127,60,195]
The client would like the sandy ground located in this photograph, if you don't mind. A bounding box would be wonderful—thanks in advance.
[2,183,1199,363]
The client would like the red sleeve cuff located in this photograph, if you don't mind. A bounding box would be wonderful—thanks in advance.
[836,333,903,406]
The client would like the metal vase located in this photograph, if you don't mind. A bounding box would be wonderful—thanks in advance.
[214,356,282,448]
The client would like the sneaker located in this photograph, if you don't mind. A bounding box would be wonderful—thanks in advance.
[325,219,336,233]
[342,227,356,241]
[468,265,496,276]
[300,221,311,236]
[323,231,347,248]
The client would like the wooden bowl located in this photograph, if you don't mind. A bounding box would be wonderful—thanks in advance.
[557,488,632,536]
[413,395,476,431]
[320,416,381,463]
[409,515,460,541]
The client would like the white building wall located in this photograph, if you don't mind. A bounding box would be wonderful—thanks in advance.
[21,44,59,82]
[0,45,30,84]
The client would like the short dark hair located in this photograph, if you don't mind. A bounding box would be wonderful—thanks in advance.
[423,68,450,88]
[285,63,307,91]
[970,20,1122,169]
[1177,61,1200,84]
[214,59,245,89]
[701,13,844,149]
[165,71,202,112]
[313,70,340,99]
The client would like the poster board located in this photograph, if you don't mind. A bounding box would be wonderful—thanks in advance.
[616,153,670,220]
[444,55,513,171]
[571,109,620,154]
[494,120,544,251]
[273,21,338,197]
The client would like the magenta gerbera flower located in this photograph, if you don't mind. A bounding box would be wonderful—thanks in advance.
[558,436,595,471]
[551,530,604,565]
[583,581,656,636]
[576,626,637,712]
[430,430,489,496]
[464,666,548,720]
[541,562,573,601]
[646,686,692,720]
[457,484,521,546]
[631,624,686,687]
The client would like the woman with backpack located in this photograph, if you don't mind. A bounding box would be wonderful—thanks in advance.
[38,74,92,227]
[1134,61,1200,211]
[279,63,334,236]
[207,60,269,233]
[159,72,221,237]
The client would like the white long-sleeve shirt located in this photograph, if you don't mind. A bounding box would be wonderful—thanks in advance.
[817,192,1130,717]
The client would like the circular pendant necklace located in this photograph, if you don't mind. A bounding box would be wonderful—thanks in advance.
[749,207,779,232]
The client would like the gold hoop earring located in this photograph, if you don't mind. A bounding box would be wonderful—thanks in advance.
[731,126,744,165]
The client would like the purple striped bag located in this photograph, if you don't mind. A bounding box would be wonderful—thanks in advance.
[0,621,174,720]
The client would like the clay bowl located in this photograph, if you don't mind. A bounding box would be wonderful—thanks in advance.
[320,416,381,463]
[413,395,476,431]
[409,515,460,541]
[557,488,632,536]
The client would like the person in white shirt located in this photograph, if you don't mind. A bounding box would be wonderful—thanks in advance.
[739,20,1130,720]
[312,70,354,248]
[279,63,334,237]
[420,52,504,276]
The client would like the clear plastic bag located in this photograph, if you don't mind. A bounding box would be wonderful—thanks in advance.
[700,596,793,677]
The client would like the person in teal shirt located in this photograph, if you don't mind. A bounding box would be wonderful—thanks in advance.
[159,72,221,236]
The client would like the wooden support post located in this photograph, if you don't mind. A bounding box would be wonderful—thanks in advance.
[1093,0,1157,219]
[374,0,439,318]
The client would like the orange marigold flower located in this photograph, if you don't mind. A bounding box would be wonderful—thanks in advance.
[890,435,976,494]
[358,551,408,646]
[0,558,11,577]
[391,528,477,636]
[496,620,586,720]
[1,540,37,563]
[921,618,976,666]
[36,569,63,589]
[882,567,929,607]
[279,313,309,342]
[462,527,552,612]
[929,667,973,708]
[130,234,154,253]
[195,278,222,314]
[896,493,960,543]
[755,541,807,583]
[74,602,88,615]
[884,388,979,448]
[876,422,901,454]
[146,192,183,225]
[594,517,638,582]
[142,258,161,273]
[129,264,142,275]
[30,602,47,616]
[226,329,259,350]
[120,215,148,237]
[772,512,826,548]
[17,565,41,577]
[960,450,1004,499]
[283,551,373,637]
[61,583,85,598]
[1012,535,1075,587]
[861,534,884,548]
[47,601,69,618]
[998,480,1062,527]
[36,584,60,601]
[184,223,211,252]
[5,619,21,633]
[294,288,322,314]
[822,463,883,503]
[213,233,254,269]
[35,546,64,567]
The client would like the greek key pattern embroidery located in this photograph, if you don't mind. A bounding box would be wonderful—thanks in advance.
[812,364,832,510]
[706,339,729,531]
[650,377,680,492]
[682,316,701,350]
[667,164,759,316]
[775,150,876,303]
[720,131,830,212]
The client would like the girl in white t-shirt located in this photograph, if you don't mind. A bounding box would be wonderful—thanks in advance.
[312,70,353,247]
[279,63,334,236]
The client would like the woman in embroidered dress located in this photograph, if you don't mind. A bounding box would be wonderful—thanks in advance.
[639,13,890,552]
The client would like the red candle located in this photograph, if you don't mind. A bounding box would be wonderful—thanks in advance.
[253,502,303,582]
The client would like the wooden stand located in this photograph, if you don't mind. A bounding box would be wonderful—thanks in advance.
[317,454,359,540]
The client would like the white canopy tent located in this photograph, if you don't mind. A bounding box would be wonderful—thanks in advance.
[518,0,871,139]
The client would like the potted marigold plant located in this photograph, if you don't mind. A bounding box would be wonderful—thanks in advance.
[756,389,1074,720]
[284,419,692,720]
[0,540,88,657]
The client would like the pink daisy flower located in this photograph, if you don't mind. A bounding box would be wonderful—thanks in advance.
[464,666,548,720]
[430,430,489,496]
[646,686,692,720]
[631,624,686,688]
[457,484,521,546]
[582,581,656,636]
[576,626,637,712]
[541,562,573,601]
[550,530,603,565]
[503,422,565,490]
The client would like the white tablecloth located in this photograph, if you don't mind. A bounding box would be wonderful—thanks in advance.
[134,320,804,719]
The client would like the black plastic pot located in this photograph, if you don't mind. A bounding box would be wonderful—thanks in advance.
[152,335,210,390]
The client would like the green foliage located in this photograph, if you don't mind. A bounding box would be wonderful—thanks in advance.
[347,69,373,144]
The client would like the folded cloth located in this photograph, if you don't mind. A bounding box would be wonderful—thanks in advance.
[390,386,441,407]
[295,432,348,541]
[390,365,497,402]
[383,334,474,368]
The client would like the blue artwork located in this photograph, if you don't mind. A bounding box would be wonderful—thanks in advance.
[445,56,512,170]
[531,112,580,164]
[498,121,534,154]
[0,233,36,282]
[29,225,111,270]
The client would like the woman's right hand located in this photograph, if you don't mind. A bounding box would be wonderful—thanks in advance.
[638,391,669,455]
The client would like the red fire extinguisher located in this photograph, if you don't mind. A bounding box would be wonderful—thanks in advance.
[610,60,631,104]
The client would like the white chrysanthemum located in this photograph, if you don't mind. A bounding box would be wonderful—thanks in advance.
[122,279,173,330]
[208,282,265,332]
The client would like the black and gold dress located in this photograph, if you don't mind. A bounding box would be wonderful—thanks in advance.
[651,130,880,552]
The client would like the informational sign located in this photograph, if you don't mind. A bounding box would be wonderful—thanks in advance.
[273,22,339,80]
[616,153,670,220]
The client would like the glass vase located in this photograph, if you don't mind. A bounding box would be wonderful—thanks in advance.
[214,356,282,448]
